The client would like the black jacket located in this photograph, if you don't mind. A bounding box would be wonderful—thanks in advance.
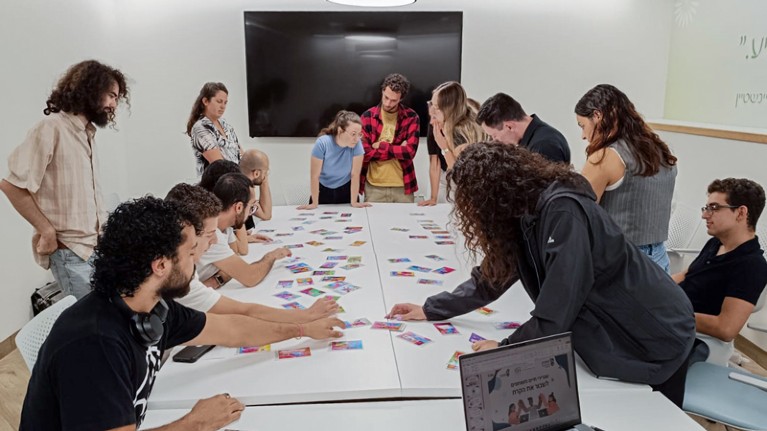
[423,177,695,385]
[519,115,571,164]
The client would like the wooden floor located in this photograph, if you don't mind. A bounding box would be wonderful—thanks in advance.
[0,348,765,430]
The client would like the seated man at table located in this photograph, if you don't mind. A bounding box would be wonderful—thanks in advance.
[672,178,767,345]
[240,149,272,222]
[387,142,695,407]
[20,196,344,430]
[166,182,338,320]
[198,172,290,288]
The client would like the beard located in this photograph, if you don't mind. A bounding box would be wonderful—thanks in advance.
[233,209,248,230]
[86,105,114,128]
[158,264,195,300]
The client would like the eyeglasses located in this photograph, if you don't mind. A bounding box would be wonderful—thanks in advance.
[343,129,361,138]
[701,203,740,214]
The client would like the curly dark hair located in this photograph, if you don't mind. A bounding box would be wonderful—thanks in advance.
[198,159,241,192]
[165,183,222,235]
[45,60,129,128]
[92,197,189,297]
[381,73,410,98]
[447,142,582,287]
[575,84,676,176]
[708,178,766,231]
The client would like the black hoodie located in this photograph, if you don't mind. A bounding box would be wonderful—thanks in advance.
[423,176,695,385]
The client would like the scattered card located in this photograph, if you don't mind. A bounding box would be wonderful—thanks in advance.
[350,317,371,327]
[388,257,412,263]
[239,345,270,354]
[296,277,314,286]
[277,280,294,288]
[409,235,428,239]
[340,263,363,270]
[434,322,460,335]
[397,331,432,346]
[332,283,361,295]
[305,240,324,247]
[275,233,294,237]
[347,256,362,263]
[325,236,343,240]
[475,307,496,315]
[320,262,338,269]
[331,340,363,351]
[274,292,300,301]
[350,241,367,247]
[425,254,446,261]
[391,271,415,277]
[495,321,522,330]
[285,244,304,249]
[432,266,456,275]
[435,241,455,245]
[434,235,453,240]
[372,321,405,332]
[417,279,444,286]
[278,347,311,359]
[391,227,410,232]
[322,276,346,282]
[322,248,343,253]
[340,213,352,217]
[432,230,450,235]
[313,270,335,276]
[407,265,432,273]
[446,351,465,370]
[327,255,348,261]
[469,333,487,343]
[300,287,325,297]
[282,302,306,310]
[291,226,305,231]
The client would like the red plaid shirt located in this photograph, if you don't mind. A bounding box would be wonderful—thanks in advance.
[360,104,420,195]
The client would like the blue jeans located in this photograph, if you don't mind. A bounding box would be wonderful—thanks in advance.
[49,249,94,299]
[638,242,670,274]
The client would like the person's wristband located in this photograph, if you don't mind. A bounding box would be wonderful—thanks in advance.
[294,323,303,340]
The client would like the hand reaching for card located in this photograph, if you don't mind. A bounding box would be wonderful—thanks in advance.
[472,340,499,352]
[184,393,244,430]
[248,232,273,243]
[304,317,345,340]
[302,297,340,322]
[385,303,427,321]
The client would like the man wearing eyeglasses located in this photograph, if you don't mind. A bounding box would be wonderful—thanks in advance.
[673,178,767,346]
[197,172,291,289]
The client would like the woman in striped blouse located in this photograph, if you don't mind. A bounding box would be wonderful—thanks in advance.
[186,82,243,177]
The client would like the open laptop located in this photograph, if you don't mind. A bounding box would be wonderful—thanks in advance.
[458,332,598,431]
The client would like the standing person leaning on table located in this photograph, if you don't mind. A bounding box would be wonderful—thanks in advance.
[387,142,695,407]
[187,82,243,177]
[419,82,487,206]
[20,197,344,430]
[298,110,371,209]
[576,84,677,272]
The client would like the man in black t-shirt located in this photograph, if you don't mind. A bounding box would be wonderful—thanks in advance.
[477,93,571,164]
[20,197,344,431]
[673,178,767,343]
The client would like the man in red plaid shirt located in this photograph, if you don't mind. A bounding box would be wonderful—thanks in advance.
[360,73,420,203]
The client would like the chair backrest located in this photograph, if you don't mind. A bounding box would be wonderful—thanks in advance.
[281,183,310,206]
[16,295,77,370]
[665,201,704,251]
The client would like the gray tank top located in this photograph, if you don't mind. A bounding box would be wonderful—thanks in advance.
[600,140,677,246]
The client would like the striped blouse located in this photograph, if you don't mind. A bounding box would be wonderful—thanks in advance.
[190,116,241,176]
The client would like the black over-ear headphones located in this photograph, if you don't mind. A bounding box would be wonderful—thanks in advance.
[110,295,169,347]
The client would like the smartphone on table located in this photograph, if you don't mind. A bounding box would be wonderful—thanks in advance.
[172,345,215,363]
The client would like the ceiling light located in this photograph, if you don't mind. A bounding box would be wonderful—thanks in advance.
[326,0,417,7]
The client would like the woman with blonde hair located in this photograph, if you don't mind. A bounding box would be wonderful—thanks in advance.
[420,82,487,206]
[298,110,371,209]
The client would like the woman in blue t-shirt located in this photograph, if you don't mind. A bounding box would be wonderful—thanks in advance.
[298,110,371,209]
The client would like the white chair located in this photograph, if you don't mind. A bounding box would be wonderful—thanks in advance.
[665,201,705,274]
[16,295,77,370]
[280,183,310,206]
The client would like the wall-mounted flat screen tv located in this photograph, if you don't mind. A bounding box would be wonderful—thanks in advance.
[244,11,463,137]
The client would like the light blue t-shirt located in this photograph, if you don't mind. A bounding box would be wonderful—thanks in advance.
[311,134,364,189]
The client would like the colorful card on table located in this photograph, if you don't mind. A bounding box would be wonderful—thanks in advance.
[287,263,312,274]
[305,241,324,247]
[388,257,411,263]
[407,265,432,273]
[391,271,415,277]
[433,266,456,275]
[372,321,405,332]
[320,262,338,269]
[446,351,465,370]
[258,229,275,233]
[282,302,305,310]
[350,318,371,327]
[289,217,306,221]
[397,331,432,346]
[331,340,362,351]
[322,248,343,253]
[285,244,304,249]
[409,212,425,216]
[435,241,455,245]
[313,270,335,276]
[296,278,314,286]
[300,287,325,297]
[274,292,300,301]
[344,227,363,233]
[495,321,522,330]
[475,307,496,316]
[283,256,303,265]
[425,254,446,261]
[320,216,332,220]
[340,263,363,271]
[434,235,453,240]
[325,236,343,240]
[291,226,305,231]
[350,241,367,247]
[417,279,443,286]
[320,231,339,237]
[239,345,271,354]
[275,232,294,237]
[322,276,346,282]
[347,256,362,263]
[432,230,450,235]
[302,220,317,225]
[332,283,361,295]
[310,229,329,235]
[278,347,311,359]
[277,280,294,288]
[327,255,348,261]
[434,322,460,335]
[324,295,340,302]
[409,235,428,239]
[391,227,410,232]
[340,213,352,217]
[323,211,338,215]
[469,332,487,343]
[336,219,351,223]
[298,212,315,217]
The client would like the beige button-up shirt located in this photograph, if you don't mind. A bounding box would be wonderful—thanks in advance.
[6,111,106,269]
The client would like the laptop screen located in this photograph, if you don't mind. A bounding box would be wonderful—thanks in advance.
[459,333,581,431]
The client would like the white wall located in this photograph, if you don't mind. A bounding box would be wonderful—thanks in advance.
[0,0,674,341]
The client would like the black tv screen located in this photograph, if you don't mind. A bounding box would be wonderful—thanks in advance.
[244,11,463,137]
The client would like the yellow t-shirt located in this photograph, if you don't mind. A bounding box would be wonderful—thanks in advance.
[367,109,404,187]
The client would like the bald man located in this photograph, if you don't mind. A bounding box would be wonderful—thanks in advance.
[240,149,272,224]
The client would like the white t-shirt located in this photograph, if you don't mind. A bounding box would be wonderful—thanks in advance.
[175,272,221,312]
[197,227,235,281]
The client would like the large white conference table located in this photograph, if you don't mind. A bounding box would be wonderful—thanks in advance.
[146,204,701,429]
